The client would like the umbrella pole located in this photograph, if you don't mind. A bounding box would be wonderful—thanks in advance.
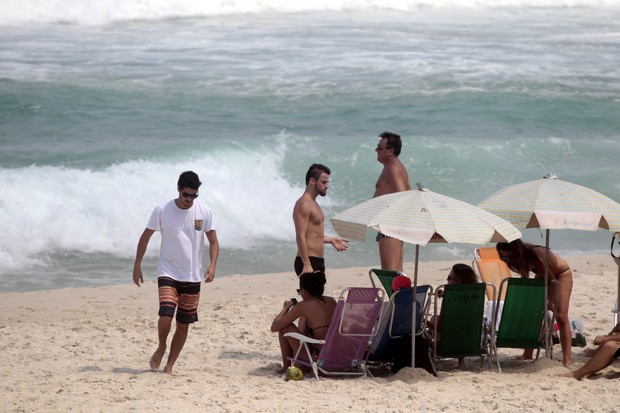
[616,267,619,326]
[412,244,419,369]
[544,230,551,358]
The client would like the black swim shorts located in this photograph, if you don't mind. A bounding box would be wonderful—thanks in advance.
[376,232,393,242]
[294,256,325,276]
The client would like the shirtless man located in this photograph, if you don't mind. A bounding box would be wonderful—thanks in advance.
[374,131,411,272]
[293,163,348,276]
[561,323,620,379]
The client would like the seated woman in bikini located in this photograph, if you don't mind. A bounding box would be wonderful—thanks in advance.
[497,239,574,366]
[270,271,337,374]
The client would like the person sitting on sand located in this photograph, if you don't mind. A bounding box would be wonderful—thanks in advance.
[427,263,478,368]
[562,323,620,380]
[270,271,336,374]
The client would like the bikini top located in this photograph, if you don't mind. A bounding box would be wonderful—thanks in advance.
[304,323,330,338]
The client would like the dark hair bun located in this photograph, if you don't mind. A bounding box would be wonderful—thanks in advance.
[299,271,326,297]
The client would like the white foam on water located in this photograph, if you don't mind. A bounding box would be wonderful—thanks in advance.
[2,0,620,25]
[0,136,320,274]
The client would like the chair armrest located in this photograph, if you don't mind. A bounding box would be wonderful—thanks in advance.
[283,332,325,345]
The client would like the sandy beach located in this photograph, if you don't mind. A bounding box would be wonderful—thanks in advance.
[1,254,618,413]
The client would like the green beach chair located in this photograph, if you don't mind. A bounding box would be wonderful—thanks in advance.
[494,277,556,361]
[432,282,500,373]
[368,268,405,295]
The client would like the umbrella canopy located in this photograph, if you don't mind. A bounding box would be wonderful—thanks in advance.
[479,174,620,352]
[330,183,522,369]
[478,174,620,232]
[331,184,522,246]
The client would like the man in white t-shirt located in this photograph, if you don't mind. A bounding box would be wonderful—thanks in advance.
[133,171,219,375]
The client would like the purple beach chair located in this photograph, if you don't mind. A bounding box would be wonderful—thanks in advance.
[284,287,385,380]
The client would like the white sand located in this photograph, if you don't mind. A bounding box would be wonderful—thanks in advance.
[1,254,618,412]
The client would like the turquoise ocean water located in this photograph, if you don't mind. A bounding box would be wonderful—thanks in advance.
[1,0,620,292]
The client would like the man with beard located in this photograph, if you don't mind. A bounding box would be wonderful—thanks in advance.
[293,163,348,276]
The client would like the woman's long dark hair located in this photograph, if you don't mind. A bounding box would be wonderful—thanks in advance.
[496,239,545,277]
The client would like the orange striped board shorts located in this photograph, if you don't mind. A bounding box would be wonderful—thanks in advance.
[157,277,201,324]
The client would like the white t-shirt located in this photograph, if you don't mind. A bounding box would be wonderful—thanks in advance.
[147,199,215,283]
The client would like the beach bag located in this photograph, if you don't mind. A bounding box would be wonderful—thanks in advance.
[551,318,586,347]
[570,318,586,347]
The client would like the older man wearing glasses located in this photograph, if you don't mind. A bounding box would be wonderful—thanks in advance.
[133,170,219,375]
[374,131,411,272]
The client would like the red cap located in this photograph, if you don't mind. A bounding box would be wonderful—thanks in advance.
[391,275,412,293]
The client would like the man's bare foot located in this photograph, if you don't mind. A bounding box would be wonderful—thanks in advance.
[150,347,166,371]
[163,365,175,375]
[514,355,533,361]
[559,371,575,378]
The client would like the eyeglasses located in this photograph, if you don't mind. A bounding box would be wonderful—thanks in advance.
[181,191,199,200]
[376,144,390,151]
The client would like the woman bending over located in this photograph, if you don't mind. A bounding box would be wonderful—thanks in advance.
[497,239,573,366]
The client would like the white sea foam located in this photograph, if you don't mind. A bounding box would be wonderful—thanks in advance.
[0,138,315,275]
[2,0,620,25]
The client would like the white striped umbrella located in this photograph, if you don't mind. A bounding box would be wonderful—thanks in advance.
[479,174,620,351]
[478,174,620,233]
[331,183,522,368]
[332,184,522,247]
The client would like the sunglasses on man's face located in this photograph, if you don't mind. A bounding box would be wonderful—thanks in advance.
[181,191,199,200]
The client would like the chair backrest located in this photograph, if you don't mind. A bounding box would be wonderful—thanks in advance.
[495,277,546,349]
[390,285,431,337]
[370,285,431,358]
[473,247,512,301]
[368,268,405,295]
[436,283,487,358]
[317,287,384,371]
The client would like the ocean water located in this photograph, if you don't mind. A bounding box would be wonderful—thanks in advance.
[2,0,620,292]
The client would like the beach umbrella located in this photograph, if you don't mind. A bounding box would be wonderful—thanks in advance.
[331,183,522,368]
[479,174,620,351]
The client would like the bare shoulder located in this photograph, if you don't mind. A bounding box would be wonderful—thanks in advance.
[385,159,410,191]
[293,193,313,213]
[325,295,337,304]
[532,245,548,259]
